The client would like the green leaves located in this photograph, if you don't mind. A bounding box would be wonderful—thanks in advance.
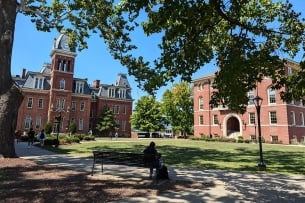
[18,0,305,112]
[161,82,193,135]
[96,105,118,134]
[130,95,164,132]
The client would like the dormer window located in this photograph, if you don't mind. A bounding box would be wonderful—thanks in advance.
[75,82,84,94]
[108,88,115,97]
[60,79,65,90]
[118,89,126,98]
[34,77,44,89]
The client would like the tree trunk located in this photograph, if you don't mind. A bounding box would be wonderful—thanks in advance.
[0,0,24,157]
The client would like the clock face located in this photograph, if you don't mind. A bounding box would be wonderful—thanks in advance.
[61,37,69,50]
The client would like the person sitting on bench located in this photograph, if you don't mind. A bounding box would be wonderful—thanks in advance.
[143,141,160,179]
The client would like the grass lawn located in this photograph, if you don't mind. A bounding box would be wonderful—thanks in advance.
[48,138,305,175]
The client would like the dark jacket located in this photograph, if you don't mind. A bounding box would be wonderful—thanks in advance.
[28,129,35,139]
[143,146,157,163]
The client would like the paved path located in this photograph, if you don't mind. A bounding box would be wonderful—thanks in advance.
[15,142,305,203]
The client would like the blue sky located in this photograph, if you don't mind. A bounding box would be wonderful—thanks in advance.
[11,1,304,103]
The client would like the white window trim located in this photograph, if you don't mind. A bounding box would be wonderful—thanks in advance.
[301,112,304,126]
[38,98,43,109]
[34,76,44,89]
[75,82,84,94]
[27,97,33,108]
[80,102,85,111]
[199,97,204,110]
[269,111,277,125]
[291,111,296,126]
[199,115,204,125]
[268,88,276,104]
[60,79,65,90]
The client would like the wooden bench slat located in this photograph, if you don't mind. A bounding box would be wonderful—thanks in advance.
[91,150,160,176]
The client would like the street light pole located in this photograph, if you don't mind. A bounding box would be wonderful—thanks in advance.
[55,111,62,147]
[253,95,266,170]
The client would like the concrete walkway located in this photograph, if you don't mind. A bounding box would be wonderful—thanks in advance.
[15,142,305,203]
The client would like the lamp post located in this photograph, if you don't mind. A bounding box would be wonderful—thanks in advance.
[54,111,62,147]
[253,95,266,170]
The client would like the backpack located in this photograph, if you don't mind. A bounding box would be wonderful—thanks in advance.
[157,165,169,179]
[39,132,45,140]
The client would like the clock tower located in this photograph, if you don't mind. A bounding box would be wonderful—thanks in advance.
[48,33,77,131]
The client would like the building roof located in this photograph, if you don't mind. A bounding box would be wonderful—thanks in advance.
[13,32,132,100]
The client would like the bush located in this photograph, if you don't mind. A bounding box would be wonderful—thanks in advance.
[44,122,52,135]
[68,136,80,143]
[44,135,58,146]
[69,121,77,134]
[73,134,85,141]
[83,135,95,141]
[244,140,251,143]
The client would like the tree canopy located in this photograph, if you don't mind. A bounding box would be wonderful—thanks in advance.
[17,0,305,111]
[1,0,305,157]
[108,0,305,112]
[161,82,193,136]
[130,96,164,132]
[96,105,119,136]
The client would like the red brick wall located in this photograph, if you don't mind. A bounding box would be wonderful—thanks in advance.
[193,75,305,144]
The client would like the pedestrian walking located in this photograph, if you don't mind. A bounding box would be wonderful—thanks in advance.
[27,128,35,148]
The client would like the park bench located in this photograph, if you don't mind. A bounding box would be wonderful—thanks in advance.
[91,150,160,176]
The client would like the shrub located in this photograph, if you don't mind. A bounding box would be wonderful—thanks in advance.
[68,136,80,143]
[44,122,52,135]
[237,139,244,143]
[44,135,58,146]
[73,134,85,141]
[69,121,77,134]
[244,140,251,143]
[83,135,95,141]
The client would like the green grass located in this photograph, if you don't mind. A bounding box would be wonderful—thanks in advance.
[49,138,305,175]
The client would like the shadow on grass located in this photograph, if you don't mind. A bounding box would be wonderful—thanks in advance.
[44,141,305,175]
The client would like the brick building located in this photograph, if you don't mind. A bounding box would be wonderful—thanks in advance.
[193,60,305,144]
[13,33,133,136]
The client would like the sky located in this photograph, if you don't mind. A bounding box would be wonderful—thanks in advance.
[11,0,304,103]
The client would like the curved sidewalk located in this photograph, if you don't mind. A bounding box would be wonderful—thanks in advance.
[15,142,305,203]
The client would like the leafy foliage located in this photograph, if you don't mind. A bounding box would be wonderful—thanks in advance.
[161,82,193,136]
[108,0,305,112]
[95,105,119,136]
[130,95,164,132]
[16,0,305,113]
[68,121,77,134]
[44,122,52,135]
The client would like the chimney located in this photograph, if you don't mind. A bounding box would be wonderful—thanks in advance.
[93,80,100,88]
[22,68,26,79]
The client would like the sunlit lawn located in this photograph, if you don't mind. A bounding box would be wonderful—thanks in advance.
[49,138,305,175]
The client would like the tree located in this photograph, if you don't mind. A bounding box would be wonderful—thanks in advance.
[108,0,305,112]
[0,0,128,157]
[1,0,305,157]
[131,96,164,133]
[44,122,52,135]
[68,121,77,135]
[161,82,193,137]
[95,105,118,137]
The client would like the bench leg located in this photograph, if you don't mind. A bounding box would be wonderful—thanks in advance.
[91,162,95,176]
